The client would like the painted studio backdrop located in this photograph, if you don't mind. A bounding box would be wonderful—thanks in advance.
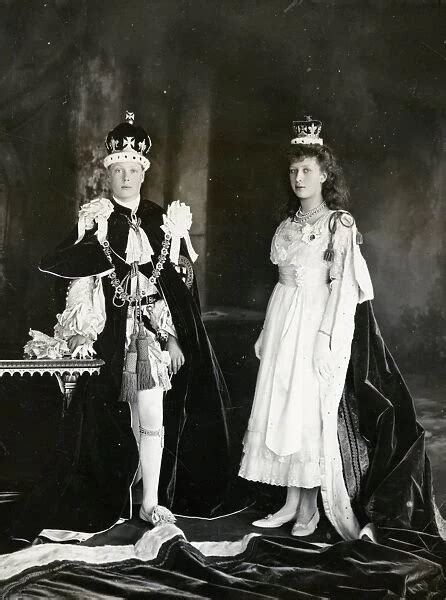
[0,0,445,514]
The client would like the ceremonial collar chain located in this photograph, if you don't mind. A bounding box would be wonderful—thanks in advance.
[295,201,327,222]
[100,232,172,308]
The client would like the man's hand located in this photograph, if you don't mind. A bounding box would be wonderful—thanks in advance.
[67,334,89,355]
[313,332,333,380]
[166,335,185,375]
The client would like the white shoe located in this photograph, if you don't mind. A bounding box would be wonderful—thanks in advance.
[291,510,320,537]
[139,505,176,526]
[252,511,297,528]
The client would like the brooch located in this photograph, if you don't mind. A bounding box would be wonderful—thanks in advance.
[301,223,321,244]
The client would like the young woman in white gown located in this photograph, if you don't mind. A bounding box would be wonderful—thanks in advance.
[239,117,373,537]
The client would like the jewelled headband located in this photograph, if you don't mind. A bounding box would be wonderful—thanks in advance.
[291,115,323,146]
[104,111,152,171]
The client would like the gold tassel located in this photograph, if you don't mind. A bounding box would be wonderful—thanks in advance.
[136,322,155,391]
[120,333,138,403]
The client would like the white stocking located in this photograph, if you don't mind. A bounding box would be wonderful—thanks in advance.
[297,486,319,520]
[135,387,164,513]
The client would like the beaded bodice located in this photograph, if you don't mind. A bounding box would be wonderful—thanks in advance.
[270,211,350,285]
[271,213,332,267]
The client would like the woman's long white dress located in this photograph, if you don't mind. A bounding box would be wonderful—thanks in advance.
[239,211,351,489]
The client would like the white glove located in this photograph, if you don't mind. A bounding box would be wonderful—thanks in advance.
[254,329,264,360]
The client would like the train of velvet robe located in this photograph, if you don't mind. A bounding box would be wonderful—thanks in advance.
[326,219,445,543]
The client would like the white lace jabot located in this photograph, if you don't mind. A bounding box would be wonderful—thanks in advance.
[113,195,153,265]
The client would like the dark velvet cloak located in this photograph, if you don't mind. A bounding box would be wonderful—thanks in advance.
[9,199,232,540]
[340,301,444,541]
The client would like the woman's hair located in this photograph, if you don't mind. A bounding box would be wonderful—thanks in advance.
[285,144,349,218]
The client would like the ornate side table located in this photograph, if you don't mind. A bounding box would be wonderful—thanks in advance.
[0,359,104,414]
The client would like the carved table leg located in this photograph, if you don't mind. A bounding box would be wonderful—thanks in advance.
[55,372,80,414]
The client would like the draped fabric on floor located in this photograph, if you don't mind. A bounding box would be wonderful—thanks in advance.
[0,520,445,599]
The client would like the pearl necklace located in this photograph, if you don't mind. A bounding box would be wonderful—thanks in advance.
[295,201,327,222]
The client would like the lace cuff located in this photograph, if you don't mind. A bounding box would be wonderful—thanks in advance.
[147,299,177,338]
[54,276,106,357]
